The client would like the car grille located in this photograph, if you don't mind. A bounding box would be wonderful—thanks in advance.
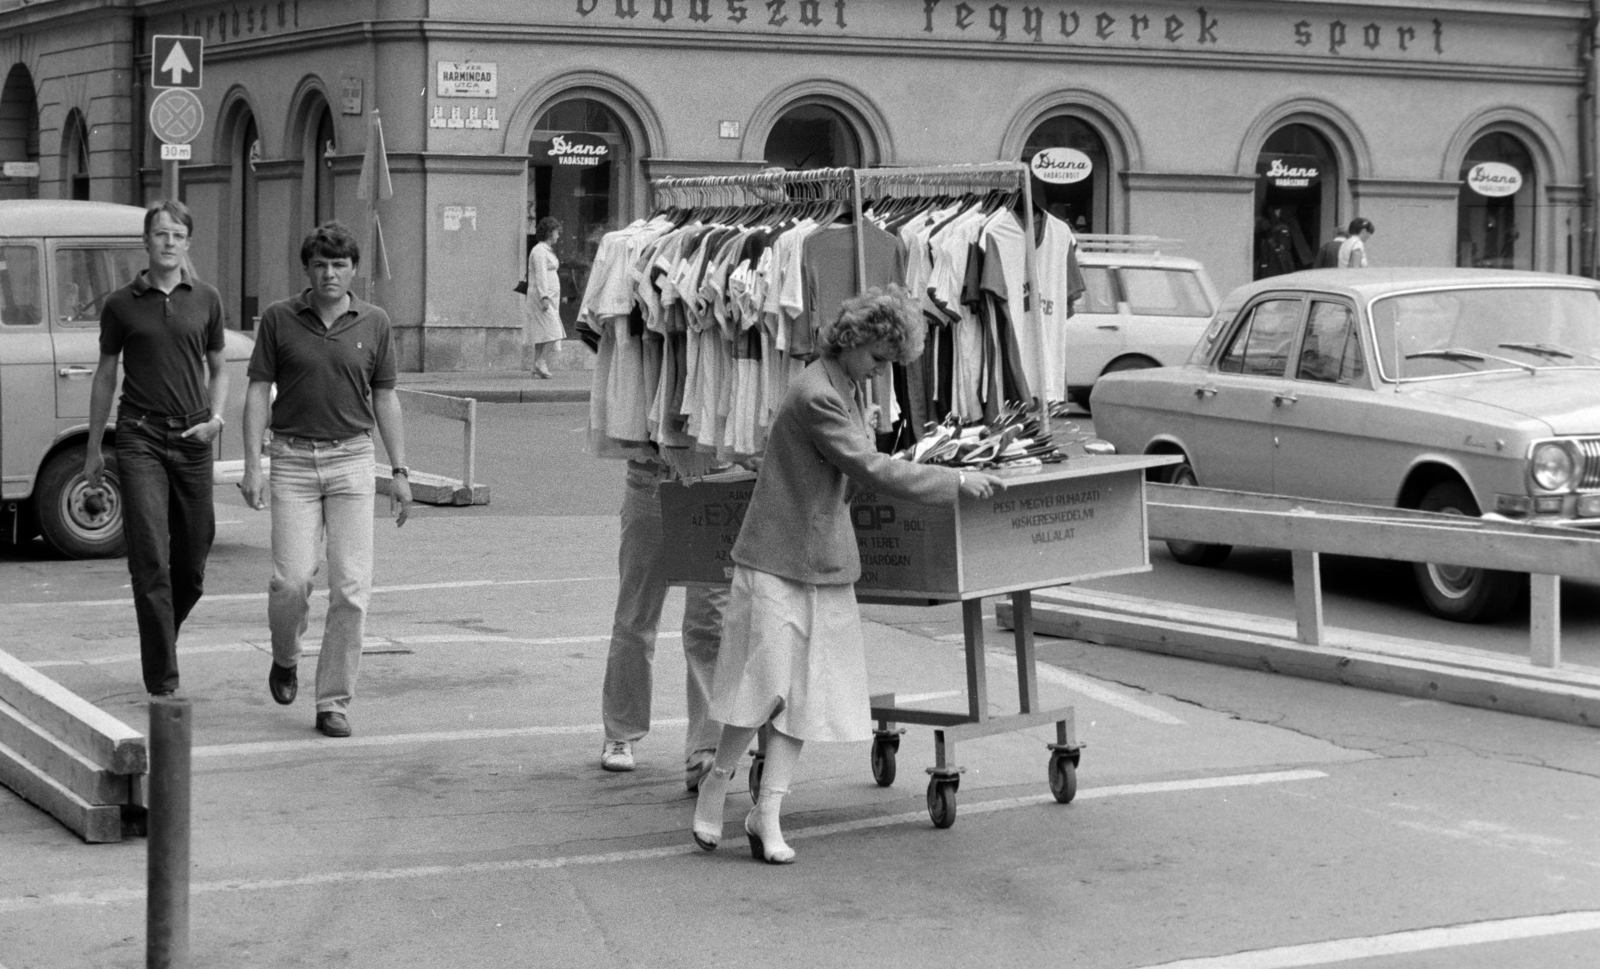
[1581,437,1600,490]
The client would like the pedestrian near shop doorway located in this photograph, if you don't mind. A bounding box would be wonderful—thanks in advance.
[84,200,229,698]
[1314,226,1349,268]
[1339,218,1375,268]
[239,221,412,739]
[523,216,564,378]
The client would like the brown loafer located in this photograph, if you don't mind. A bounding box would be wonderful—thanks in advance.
[268,662,297,705]
[316,711,351,738]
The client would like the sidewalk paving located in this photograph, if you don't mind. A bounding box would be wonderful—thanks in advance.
[395,341,594,403]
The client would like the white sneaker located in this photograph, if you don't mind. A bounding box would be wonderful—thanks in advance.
[600,739,635,772]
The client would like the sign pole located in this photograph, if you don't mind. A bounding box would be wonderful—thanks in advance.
[161,159,179,202]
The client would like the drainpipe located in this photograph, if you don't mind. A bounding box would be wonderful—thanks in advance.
[1580,3,1598,277]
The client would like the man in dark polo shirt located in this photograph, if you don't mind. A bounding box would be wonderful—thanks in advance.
[85,200,228,698]
[239,221,412,738]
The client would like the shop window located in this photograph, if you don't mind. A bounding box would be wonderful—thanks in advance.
[1456,132,1534,270]
[763,103,861,170]
[0,65,39,201]
[63,111,90,201]
[1022,115,1109,233]
[1254,124,1339,280]
[312,103,336,227]
[530,98,633,335]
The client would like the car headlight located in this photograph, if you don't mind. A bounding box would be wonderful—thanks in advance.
[1531,442,1575,491]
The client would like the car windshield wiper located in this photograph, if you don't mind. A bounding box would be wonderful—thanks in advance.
[1499,341,1600,364]
[1404,348,1537,374]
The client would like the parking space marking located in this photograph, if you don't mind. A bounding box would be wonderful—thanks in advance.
[0,768,1325,913]
[189,692,960,762]
[1131,910,1600,968]
[28,632,648,669]
[6,575,603,609]
[984,653,1185,724]
[190,718,692,760]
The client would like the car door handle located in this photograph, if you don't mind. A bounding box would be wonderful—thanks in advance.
[58,366,95,379]
[1273,392,1299,406]
[1193,386,1217,399]
[1095,323,1120,331]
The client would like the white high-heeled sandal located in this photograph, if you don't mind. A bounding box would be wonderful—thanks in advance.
[745,795,795,865]
[691,766,735,851]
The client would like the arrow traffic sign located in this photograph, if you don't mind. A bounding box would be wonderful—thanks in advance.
[151,35,203,90]
[150,89,204,146]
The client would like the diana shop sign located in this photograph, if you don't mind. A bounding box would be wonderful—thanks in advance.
[535,133,611,168]
[1030,147,1093,185]
[1261,157,1321,189]
[436,61,496,98]
[1466,162,1523,198]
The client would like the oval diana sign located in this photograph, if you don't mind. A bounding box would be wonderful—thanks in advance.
[1466,161,1523,198]
[1030,147,1093,185]
[533,132,612,168]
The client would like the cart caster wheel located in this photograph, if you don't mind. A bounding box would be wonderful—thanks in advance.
[1048,753,1077,804]
[748,755,765,803]
[927,778,958,829]
[870,736,899,788]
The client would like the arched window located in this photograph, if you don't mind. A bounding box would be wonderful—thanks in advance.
[763,103,862,170]
[62,110,90,200]
[1022,115,1110,233]
[1254,124,1340,280]
[221,107,261,329]
[1456,132,1535,270]
[0,65,40,201]
[529,97,635,334]
[310,102,336,228]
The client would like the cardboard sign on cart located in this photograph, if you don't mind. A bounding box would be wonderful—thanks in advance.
[659,454,1170,599]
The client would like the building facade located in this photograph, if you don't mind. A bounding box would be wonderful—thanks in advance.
[1,0,1593,370]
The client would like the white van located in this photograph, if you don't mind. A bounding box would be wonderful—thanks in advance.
[0,200,253,557]
[1066,236,1218,409]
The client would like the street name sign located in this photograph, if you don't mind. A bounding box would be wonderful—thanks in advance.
[150,89,204,146]
[151,35,203,89]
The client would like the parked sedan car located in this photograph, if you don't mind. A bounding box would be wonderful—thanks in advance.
[1066,237,1218,408]
[1091,267,1600,622]
[0,200,255,557]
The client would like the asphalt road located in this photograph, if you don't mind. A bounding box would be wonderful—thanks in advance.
[4,403,1600,968]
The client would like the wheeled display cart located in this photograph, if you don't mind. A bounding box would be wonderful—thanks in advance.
[661,453,1178,827]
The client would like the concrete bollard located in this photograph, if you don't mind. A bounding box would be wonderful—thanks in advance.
[147,697,191,969]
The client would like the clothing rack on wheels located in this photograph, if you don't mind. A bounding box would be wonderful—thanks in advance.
[653,164,1169,828]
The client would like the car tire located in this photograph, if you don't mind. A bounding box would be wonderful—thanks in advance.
[1163,462,1233,567]
[1409,480,1519,624]
[35,444,127,559]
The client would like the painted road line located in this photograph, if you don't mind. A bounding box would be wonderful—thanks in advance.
[28,632,634,669]
[187,701,951,761]
[4,575,603,609]
[983,652,1186,725]
[190,718,692,760]
[0,768,1326,913]
[1131,910,1600,969]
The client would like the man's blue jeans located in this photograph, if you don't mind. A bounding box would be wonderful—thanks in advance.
[265,434,375,714]
[602,460,727,766]
[114,414,216,695]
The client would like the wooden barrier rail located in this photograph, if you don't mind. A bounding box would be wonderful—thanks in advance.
[376,388,488,506]
[0,648,145,842]
[1143,483,1600,668]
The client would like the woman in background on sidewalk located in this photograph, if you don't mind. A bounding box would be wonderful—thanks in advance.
[522,216,564,378]
[690,286,1005,864]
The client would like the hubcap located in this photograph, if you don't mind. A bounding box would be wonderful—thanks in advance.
[61,475,120,540]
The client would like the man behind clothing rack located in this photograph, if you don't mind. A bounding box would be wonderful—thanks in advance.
[239,221,412,739]
[85,199,228,698]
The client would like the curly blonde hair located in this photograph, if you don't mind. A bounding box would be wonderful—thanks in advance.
[819,285,926,363]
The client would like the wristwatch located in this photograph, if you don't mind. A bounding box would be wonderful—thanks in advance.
[391,466,410,478]
[211,414,225,427]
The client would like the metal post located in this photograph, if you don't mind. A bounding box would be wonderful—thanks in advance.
[160,160,179,202]
[147,697,192,969]
[1020,167,1048,437]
